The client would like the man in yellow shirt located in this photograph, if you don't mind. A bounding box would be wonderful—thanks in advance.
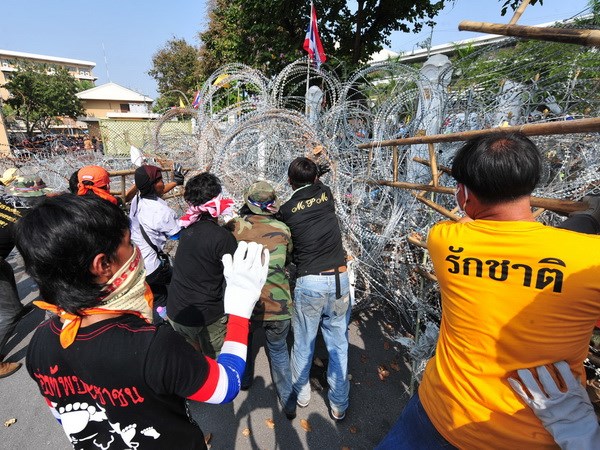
[377,133,600,449]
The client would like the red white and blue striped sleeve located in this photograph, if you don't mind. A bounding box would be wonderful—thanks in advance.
[186,315,248,404]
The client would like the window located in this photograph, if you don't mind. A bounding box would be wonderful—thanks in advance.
[120,104,130,113]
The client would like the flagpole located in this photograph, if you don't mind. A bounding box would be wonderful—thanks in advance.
[305,1,313,117]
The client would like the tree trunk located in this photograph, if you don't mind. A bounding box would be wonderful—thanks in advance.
[352,0,365,65]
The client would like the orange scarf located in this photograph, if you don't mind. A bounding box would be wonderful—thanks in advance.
[34,246,153,348]
[77,185,118,205]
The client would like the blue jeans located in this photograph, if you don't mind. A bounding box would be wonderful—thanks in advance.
[376,392,457,449]
[243,319,293,413]
[291,273,350,412]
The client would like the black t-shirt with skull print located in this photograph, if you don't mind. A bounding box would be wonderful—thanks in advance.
[26,315,209,450]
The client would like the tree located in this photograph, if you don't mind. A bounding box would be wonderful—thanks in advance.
[198,0,447,78]
[148,38,202,111]
[2,65,83,138]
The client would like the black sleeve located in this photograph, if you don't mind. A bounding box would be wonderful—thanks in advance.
[144,324,209,398]
[216,227,238,260]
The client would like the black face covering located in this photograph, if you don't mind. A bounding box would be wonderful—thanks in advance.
[134,166,161,199]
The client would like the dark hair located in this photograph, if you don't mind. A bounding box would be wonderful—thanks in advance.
[451,133,542,204]
[288,157,317,189]
[184,172,222,206]
[14,194,130,314]
[68,169,79,194]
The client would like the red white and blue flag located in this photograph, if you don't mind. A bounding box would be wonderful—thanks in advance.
[303,2,327,68]
[191,90,201,109]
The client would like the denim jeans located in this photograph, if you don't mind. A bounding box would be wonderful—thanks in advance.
[291,272,350,412]
[0,257,23,356]
[376,392,457,449]
[243,319,294,413]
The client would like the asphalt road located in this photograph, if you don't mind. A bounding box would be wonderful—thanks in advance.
[0,251,412,449]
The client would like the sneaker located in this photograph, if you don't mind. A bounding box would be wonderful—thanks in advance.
[296,399,310,408]
[330,408,346,421]
[0,362,22,379]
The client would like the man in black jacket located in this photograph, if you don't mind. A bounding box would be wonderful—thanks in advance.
[278,157,350,421]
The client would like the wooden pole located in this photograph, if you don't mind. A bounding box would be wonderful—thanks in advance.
[458,21,600,47]
[392,146,399,182]
[427,143,439,187]
[414,192,461,221]
[508,0,531,25]
[413,156,452,175]
[367,180,587,214]
[357,117,600,149]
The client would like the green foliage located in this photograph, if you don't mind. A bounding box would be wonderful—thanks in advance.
[3,64,83,137]
[499,0,543,16]
[198,0,447,79]
[450,18,600,117]
[148,38,202,111]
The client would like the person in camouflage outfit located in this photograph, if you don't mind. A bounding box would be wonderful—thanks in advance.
[228,181,295,419]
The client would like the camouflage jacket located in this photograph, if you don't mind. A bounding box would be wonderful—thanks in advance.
[230,214,293,321]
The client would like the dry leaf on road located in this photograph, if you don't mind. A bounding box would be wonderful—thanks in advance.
[349,425,358,434]
[383,341,390,350]
[204,432,212,445]
[4,418,16,427]
[242,428,251,437]
[390,361,401,372]
[300,419,312,432]
[265,418,275,429]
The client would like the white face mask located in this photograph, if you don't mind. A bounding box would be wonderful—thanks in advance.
[454,184,469,214]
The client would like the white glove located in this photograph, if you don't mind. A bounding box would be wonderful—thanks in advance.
[508,361,600,450]
[222,241,270,319]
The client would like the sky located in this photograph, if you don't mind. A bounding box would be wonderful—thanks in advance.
[1,0,592,99]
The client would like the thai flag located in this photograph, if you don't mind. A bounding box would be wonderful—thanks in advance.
[191,90,201,109]
[303,2,327,68]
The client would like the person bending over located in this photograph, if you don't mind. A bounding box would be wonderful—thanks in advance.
[229,181,295,419]
[168,173,238,358]
[16,194,268,450]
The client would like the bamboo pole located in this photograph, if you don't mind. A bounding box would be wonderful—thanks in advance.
[415,267,438,282]
[414,192,461,221]
[367,180,587,214]
[508,0,531,25]
[413,157,452,175]
[357,117,600,150]
[427,143,439,187]
[458,21,600,47]
[407,235,427,249]
[392,146,399,182]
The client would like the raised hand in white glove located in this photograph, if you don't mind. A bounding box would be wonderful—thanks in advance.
[222,241,270,319]
[508,361,600,450]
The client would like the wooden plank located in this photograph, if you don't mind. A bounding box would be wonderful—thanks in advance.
[357,117,600,149]
[458,20,600,47]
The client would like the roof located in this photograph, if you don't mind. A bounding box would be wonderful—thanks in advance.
[76,82,153,103]
[0,49,95,67]
[393,16,590,64]
[368,49,401,64]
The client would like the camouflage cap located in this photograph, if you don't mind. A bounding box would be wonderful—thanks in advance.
[245,181,280,215]
[7,176,49,197]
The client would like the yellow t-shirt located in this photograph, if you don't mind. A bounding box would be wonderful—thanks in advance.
[420,220,600,449]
